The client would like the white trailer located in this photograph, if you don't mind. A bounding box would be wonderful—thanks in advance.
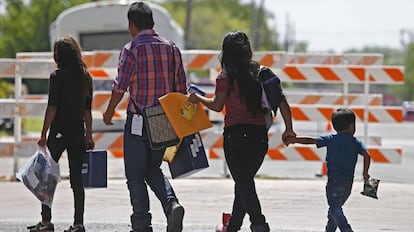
[49,0,184,51]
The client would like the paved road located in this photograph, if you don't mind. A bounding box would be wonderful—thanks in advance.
[1,178,413,232]
[1,122,413,231]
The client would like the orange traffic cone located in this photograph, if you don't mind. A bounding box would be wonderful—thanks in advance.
[315,161,327,177]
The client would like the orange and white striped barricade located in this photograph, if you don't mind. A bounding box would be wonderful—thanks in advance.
[285,53,383,65]
[92,92,129,111]
[274,65,404,84]
[0,99,47,117]
[15,60,55,78]
[182,50,220,70]
[182,50,287,70]
[253,51,286,68]
[0,58,16,77]
[289,105,403,123]
[266,145,401,164]
[208,144,401,163]
[17,51,119,67]
[0,137,39,158]
[285,92,383,106]
[7,92,129,120]
[92,132,124,158]
[92,129,219,159]
[344,54,383,65]
[85,51,119,68]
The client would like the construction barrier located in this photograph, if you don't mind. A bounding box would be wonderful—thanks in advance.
[0,50,405,177]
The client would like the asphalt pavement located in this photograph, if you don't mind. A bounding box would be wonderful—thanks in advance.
[1,122,413,231]
[1,178,414,232]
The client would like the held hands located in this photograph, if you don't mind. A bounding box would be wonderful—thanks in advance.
[282,130,296,146]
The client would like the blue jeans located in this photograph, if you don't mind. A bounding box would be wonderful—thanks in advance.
[124,113,177,229]
[223,124,268,231]
[325,177,354,232]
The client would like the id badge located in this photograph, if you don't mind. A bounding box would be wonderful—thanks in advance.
[131,114,143,136]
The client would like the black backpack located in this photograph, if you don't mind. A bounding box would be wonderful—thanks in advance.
[258,66,286,116]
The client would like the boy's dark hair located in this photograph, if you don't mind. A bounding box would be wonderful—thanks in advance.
[128,2,154,30]
[331,108,356,132]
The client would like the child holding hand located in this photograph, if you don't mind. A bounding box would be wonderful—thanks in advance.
[287,108,371,232]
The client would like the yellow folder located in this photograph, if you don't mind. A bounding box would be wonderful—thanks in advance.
[159,93,212,138]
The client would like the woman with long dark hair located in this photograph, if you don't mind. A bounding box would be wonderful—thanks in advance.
[28,35,94,232]
[189,31,295,232]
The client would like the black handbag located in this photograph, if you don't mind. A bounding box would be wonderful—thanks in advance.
[143,104,180,150]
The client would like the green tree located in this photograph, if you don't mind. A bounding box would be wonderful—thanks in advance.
[345,46,404,65]
[0,0,90,58]
[0,79,13,98]
[162,0,280,50]
[394,43,414,101]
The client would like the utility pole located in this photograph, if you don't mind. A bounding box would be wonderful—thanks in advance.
[400,29,414,48]
[184,0,192,49]
[284,14,295,52]
[251,0,265,50]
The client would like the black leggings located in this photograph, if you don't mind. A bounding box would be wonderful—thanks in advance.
[223,124,268,230]
[42,125,86,225]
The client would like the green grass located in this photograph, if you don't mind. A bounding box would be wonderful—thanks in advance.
[22,117,43,132]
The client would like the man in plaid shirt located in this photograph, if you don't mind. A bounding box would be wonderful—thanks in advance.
[103,2,187,232]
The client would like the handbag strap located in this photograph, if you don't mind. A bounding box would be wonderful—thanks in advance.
[132,41,177,113]
[170,41,176,92]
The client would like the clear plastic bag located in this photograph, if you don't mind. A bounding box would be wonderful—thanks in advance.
[361,178,380,199]
[16,147,60,207]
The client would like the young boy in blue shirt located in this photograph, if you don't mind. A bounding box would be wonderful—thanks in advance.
[287,108,371,232]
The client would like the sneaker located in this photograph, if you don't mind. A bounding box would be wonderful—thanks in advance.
[64,225,85,232]
[215,223,226,232]
[166,200,184,232]
[215,213,230,232]
[27,222,54,232]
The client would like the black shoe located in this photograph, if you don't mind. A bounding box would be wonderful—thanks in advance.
[27,222,54,232]
[131,226,153,232]
[64,225,85,232]
[166,200,184,232]
[250,223,270,232]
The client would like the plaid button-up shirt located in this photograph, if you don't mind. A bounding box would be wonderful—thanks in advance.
[113,29,187,113]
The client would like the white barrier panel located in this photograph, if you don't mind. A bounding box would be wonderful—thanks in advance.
[6,61,404,84]
[0,59,16,77]
[284,92,382,105]
[272,145,401,163]
[16,60,55,78]
[274,65,404,84]
[14,51,385,72]
[0,51,404,176]
[286,53,383,65]
[0,99,47,117]
[290,105,403,123]
[209,145,401,163]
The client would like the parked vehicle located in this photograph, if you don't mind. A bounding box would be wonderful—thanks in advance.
[0,118,13,133]
[403,101,414,121]
[49,0,184,50]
